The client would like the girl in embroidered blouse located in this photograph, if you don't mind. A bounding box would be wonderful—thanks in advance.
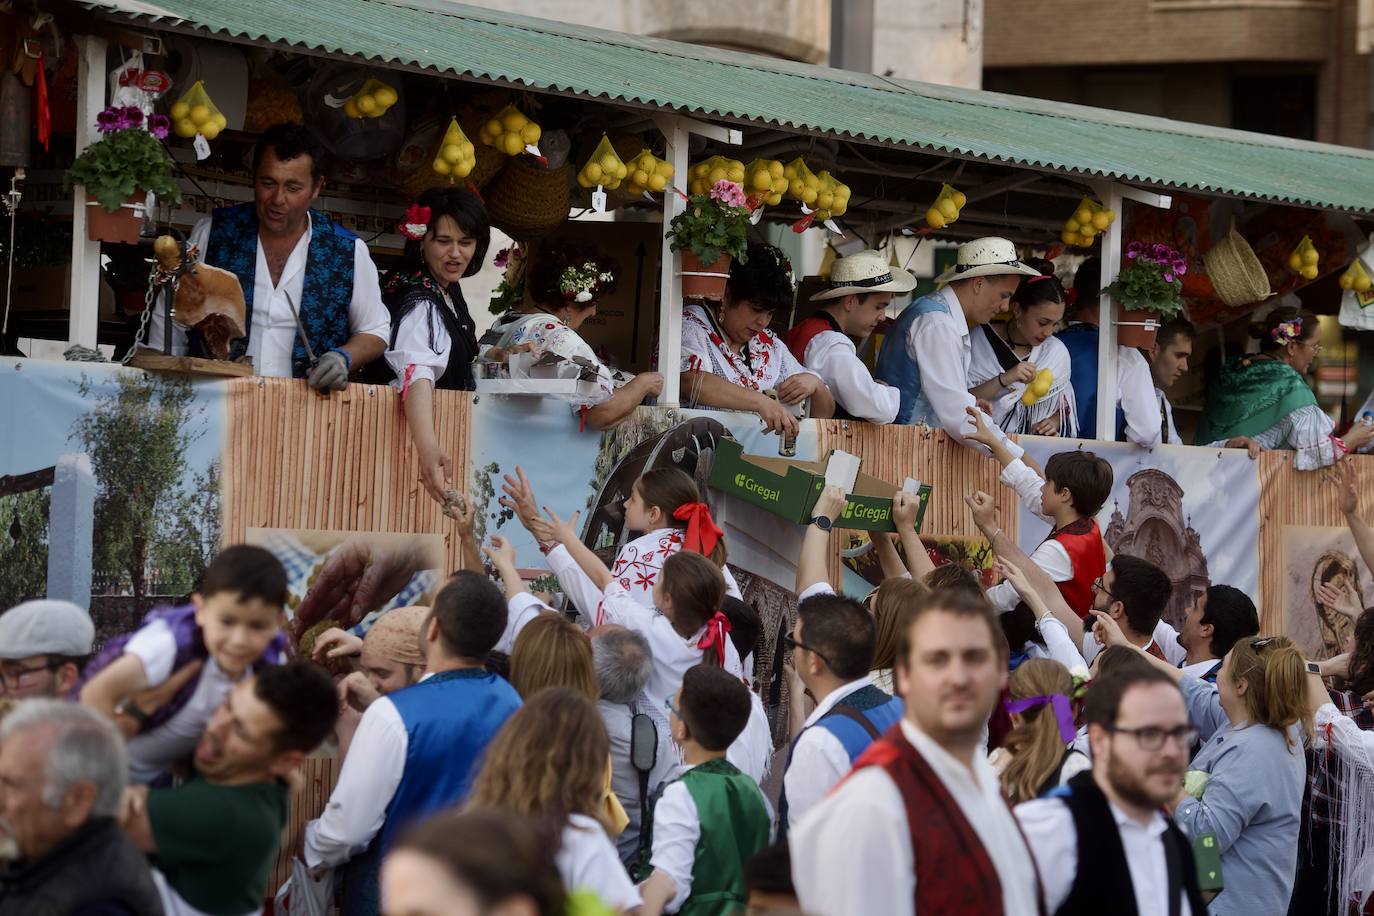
[483,245,663,430]
[1197,307,1374,468]
[380,187,488,504]
[679,243,835,436]
[967,258,1077,437]
[501,465,742,616]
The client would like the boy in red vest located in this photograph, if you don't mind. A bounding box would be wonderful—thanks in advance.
[965,406,1112,620]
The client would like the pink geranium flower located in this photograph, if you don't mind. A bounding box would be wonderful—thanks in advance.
[708,180,747,209]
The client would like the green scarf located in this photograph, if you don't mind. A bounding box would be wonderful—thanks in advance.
[1195,355,1316,444]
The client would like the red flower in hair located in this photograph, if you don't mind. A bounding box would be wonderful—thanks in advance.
[397,204,431,241]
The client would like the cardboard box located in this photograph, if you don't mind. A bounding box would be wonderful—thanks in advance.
[706,437,931,533]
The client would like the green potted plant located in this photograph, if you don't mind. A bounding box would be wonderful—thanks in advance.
[1106,241,1188,348]
[64,106,180,245]
[666,179,754,300]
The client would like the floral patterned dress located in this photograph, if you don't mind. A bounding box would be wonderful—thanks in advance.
[679,303,817,393]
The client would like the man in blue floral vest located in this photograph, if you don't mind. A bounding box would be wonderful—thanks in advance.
[147,123,389,388]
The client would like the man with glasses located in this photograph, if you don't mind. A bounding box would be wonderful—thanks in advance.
[1081,557,1184,668]
[1016,667,1208,916]
[0,600,94,700]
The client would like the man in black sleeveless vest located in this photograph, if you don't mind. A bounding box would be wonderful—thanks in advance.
[1015,667,1208,916]
[0,700,163,915]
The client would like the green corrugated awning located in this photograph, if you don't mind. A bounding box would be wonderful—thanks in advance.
[79,0,1374,214]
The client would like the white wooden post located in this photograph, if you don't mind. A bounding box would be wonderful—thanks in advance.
[651,114,742,407]
[68,34,106,350]
[1090,181,1173,440]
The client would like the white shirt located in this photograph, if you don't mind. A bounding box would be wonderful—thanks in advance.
[123,620,243,784]
[1118,346,1163,448]
[145,213,389,377]
[1017,791,1185,916]
[303,693,407,869]
[728,690,774,786]
[1024,614,1090,672]
[1157,387,1180,445]
[557,814,642,912]
[646,777,703,913]
[986,458,1074,614]
[383,285,463,387]
[790,719,1040,916]
[1082,619,1188,667]
[799,326,899,423]
[901,286,1024,459]
[151,868,257,916]
[783,676,875,825]
[1179,658,1221,680]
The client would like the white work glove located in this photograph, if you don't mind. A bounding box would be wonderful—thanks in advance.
[307,350,350,391]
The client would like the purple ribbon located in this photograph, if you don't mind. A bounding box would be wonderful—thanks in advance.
[1003,693,1076,745]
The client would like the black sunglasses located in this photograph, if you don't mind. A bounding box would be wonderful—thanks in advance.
[783,632,832,670]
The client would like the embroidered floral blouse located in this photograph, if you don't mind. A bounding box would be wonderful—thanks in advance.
[679,303,817,393]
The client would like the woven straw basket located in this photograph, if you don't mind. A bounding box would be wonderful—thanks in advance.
[1204,227,1272,308]
[484,157,573,241]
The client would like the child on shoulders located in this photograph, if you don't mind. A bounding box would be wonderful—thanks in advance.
[80,545,288,782]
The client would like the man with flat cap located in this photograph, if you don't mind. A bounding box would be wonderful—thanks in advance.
[876,237,1039,456]
[0,600,94,700]
[784,249,915,424]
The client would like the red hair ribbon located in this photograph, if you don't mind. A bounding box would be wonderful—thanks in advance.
[696,611,733,665]
[673,501,723,556]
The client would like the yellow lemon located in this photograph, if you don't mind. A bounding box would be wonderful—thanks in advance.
[190,104,211,126]
[727,166,745,183]
[1302,248,1319,267]
[1300,265,1318,280]
[648,174,667,192]
[1021,389,1038,406]
[583,162,604,183]
[952,190,967,209]
[1032,378,1051,397]
[502,133,525,156]
[655,160,674,178]
[211,113,227,131]
[707,167,727,185]
[374,85,398,107]
[199,122,221,141]
[357,94,378,116]
[1105,210,1116,223]
[520,123,541,145]
[442,143,463,164]
[926,208,947,229]
[752,171,772,192]
[633,169,650,187]
[1075,207,1093,225]
[1288,252,1304,271]
[1356,275,1372,292]
[170,101,190,120]
[174,118,198,138]
[801,187,818,205]
[769,161,784,178]
[433,158,452,176]
[1091,212,1110,231]
[1061,229,1077,245]
[1340,274,1354,290]
[576,173,594,189]
[938,198,959,220]
[818,192,835,210]
[502,110,527,131]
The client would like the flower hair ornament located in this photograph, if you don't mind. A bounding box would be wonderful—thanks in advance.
[758,244,795,285]
[397,204,431,241]
[1270,316,1304,346]
[559,261,616,304]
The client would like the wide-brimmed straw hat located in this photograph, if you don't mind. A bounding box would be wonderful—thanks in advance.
[934,237,1042,285]
[810,249,918,301]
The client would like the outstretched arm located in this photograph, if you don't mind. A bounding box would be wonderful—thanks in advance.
[481,535,528,599]
[1333,460,1374,578]
[893,490,935,581]
[538,507,613,590]
[964,490,1083,646]
[797,486,848,595]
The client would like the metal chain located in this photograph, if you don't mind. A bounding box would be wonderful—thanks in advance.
[121,260,160,365]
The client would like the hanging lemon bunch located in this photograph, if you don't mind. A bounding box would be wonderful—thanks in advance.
[170,80,228,140]
[480,105,542,157]
[343,78,399,119]
[1287,235,1320,281]
[783,158,822,208]
[623,150,674,195]
[812,170,851,222]
[577,134,628,190]
[430,117,476,179]
[1060,196,1115,248]
[1338,259,1371,292]
[687,156,746,195]
[745,159,788,206]
[924,183,966,230]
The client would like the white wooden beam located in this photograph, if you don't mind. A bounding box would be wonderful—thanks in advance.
[657,117,689,406]
[650,112,742,147]
[68,34,106,350]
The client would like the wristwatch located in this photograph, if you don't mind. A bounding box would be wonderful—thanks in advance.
[114,698,152,729]
[808,516,833,531]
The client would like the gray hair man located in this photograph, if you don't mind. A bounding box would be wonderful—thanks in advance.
[592,624,676,865]
[0,700,163,914]
[0,600,95,700]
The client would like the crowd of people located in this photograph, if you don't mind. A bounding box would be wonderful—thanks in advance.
[138,123,1371,509]
[1,443,1372,916]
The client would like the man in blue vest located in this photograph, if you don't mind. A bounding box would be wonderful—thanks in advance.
[780,484,903,835]
[303,571,521,916]
[876,237,1039,456]
[146,123,389,388]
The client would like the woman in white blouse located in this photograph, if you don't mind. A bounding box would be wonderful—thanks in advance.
[482,245,662,430]
[679,243,835,434]
[1197,307,1374,468]
[467,688,642,914]
[379,187,488,503]
[968,258,1077,437]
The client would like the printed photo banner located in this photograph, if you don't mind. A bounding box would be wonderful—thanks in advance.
[1017,438,1261,630]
